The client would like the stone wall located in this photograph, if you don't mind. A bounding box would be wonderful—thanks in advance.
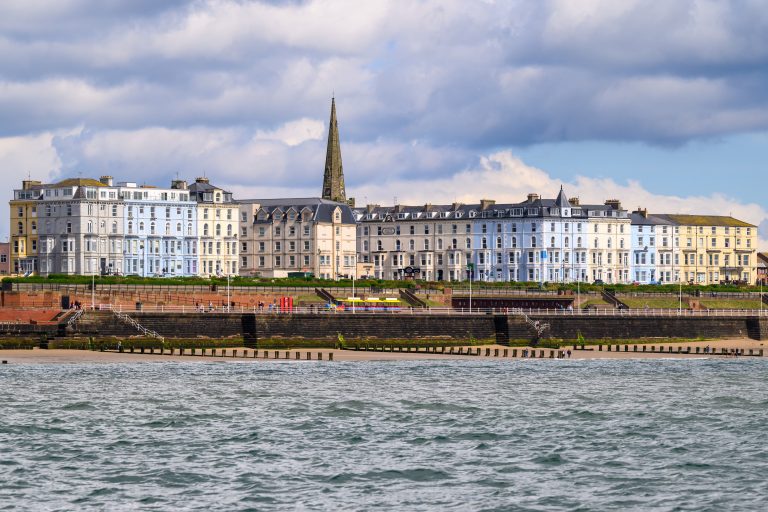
[530,314,761,340]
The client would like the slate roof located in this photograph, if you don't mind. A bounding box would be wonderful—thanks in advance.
[55,178,106,187]
[238,197,356,224]
[655,214,755,228]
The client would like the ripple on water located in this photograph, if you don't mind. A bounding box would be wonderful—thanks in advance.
[1,359,767,510]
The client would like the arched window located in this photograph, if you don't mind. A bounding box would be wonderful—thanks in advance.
[452,238,457,249]
[511,236,517,248]
[577,237,582,248]
[550,236,556,248]
[216,224,221,236]
[165,223,170,235]
[187,223,192,236]
[203,224,209,236]
[564,237,569,248]
[395,239,401,251]
[465,238,471,249]
[150,222,156,235]
[226,224,232,236]
[139,222,145,232]
[100,220,106,231]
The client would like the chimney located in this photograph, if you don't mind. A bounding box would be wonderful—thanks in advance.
[195,176,210,184]
[366,204,379,214]
[100,175,113,186]
[527,193,540,203]
[451,202,463,211]
[569,197,580,206]
[633,208,648,218]
[605,199,622,210]
[22,180,42,190]
[480,199,496,210]
[347,197,355,208]
[171,179,188,190]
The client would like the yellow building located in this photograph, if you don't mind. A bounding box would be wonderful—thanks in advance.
[9,180,44,275]
[660,214,758,285]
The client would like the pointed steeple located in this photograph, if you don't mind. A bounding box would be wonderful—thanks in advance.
[322,97,346,203]
[554,185,569,207]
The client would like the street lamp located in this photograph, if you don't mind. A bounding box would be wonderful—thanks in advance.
[467,262,474,313]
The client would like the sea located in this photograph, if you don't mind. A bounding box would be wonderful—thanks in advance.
[2,359,768,511]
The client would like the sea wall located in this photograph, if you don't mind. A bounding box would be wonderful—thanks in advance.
[50,311,768,343]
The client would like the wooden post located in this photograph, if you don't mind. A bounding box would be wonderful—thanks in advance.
[295,352,300,360]
[512,349,517,357]
[306,352,311,360]
[494,349,499,357]
[274,351,279,359]
[318,352,323,360]
[328,352,334,361]
[485,348,491,357]
[503,349,508,357]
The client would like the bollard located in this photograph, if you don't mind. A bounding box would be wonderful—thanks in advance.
[503,349,508,357]
[306,352,311,360]
[253,350,258,358]
[485,348,491,357]
[494,349,499,357]
[318,352,323,360]
[329,352,333,361]
[598,345,603,351]
[295,352,300,360]
[476,348,481,356]
[458,347,463,355]
[512,349,517,357]
[549,350,554,358]
[285,352,290,359]
[274,351,279,359]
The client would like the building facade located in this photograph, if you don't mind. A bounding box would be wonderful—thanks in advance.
[354,188,631,284]
[0,242,10,275]
[120,178,199,277]
[630,210,680,284]
[9,180,44,275]
[238,198,357,279]
[188,178,239,276]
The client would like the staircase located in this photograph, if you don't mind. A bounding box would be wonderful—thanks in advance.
[747,318,768,340]
[601,289,629,310]
[112,311,164,342]
[493,314,541,345]
[399,289,427,308]
[315,288,337,305]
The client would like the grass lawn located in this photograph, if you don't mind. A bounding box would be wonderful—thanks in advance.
[699,299,764,310]
[580,298,611,309]
[620,297,689,309]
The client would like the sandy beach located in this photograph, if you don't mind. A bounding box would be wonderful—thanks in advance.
[0,339,765,364]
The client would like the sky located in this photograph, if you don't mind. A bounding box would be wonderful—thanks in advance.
[1,0,767,245]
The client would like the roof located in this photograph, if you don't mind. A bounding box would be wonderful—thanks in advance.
[656,214,756,228]
[55,178,106,187]
[630,212,676,226]
[239,197,356,224]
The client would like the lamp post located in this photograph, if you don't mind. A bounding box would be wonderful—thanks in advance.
[678,278,683,315]
[467,262,474,313]
[226,273,231,312]
[351,254,356,314]
[91,274,95,310]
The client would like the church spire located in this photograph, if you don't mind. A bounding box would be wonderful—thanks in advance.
[322,97,346,203]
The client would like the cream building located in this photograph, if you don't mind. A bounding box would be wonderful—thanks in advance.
[238,198,357,279]
[9,180,44,275]
[188,178,239,276]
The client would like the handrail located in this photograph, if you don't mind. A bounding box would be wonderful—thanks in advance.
[66,308,85,327]
[109,309,165,343]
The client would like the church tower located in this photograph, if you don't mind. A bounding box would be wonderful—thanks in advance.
[321,97,346,203]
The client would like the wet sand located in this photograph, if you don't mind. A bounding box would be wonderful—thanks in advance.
[0,339,765,364]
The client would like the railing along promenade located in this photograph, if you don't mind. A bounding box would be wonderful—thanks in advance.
[82,304,768,317]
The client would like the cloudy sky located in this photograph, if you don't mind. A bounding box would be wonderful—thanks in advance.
[1,0,767,243]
